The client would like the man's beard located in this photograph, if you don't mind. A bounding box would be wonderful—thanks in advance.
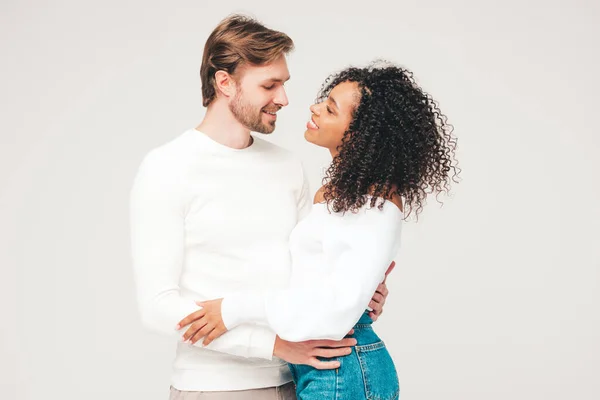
[229,91,277,134]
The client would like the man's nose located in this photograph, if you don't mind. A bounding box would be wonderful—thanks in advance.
[274,86,289,107]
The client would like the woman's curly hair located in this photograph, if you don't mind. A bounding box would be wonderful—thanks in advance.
[317,61,460,218]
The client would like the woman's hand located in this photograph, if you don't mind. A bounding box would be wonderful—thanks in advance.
[176,298,228,346]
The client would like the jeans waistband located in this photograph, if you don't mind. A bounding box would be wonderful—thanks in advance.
[354,311,374,328]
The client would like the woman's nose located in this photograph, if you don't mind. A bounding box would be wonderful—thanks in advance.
[309,103,319,115]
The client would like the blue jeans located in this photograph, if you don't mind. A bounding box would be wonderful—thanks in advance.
[288,312,400,399]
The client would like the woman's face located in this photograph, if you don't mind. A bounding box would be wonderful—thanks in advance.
[305,81,360,155]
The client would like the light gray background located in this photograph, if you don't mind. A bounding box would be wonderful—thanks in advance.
[1,1,598,399]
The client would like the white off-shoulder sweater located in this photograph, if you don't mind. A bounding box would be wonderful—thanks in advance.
[221,198,403,342]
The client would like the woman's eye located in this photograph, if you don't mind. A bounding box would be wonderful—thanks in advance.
[263,85,275,90]
[326,106,333,114]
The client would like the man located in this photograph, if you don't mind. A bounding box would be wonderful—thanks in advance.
[130,14,392,399]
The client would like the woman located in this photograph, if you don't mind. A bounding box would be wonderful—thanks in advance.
[178,61,459,399]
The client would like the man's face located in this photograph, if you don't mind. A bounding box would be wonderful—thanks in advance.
[229,55,290,134]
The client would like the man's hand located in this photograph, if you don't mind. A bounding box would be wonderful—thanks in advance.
[273,332,356,370]
[176,298,227,346]
[368,261,396,321]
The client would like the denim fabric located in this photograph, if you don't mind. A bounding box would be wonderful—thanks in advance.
[288,312,400,399]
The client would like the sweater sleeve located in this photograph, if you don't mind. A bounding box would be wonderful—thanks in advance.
[296,167,312,222]
[130,152,275,359]
[221,205,402,342]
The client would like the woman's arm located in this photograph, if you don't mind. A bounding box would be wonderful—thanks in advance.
[180,203,402,344]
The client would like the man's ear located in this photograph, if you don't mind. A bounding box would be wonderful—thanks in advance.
[214,70,236,99]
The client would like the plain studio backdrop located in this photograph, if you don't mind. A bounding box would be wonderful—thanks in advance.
[1,1,598,399]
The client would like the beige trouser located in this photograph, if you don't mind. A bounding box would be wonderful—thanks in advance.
[169,382,297,400]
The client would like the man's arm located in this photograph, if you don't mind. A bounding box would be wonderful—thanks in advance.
[368,261,394,321]
[129,152,275,359]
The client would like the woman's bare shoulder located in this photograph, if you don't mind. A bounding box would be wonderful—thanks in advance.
[386,191,404,213]
[375,185,403,212]
[313,186,326,204]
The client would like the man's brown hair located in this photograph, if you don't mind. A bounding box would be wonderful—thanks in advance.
[200,14,294,107]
